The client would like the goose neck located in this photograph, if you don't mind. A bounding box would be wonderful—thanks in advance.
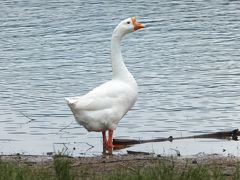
[111,36,129,79]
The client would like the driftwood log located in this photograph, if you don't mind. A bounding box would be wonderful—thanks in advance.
[113,129,240,148]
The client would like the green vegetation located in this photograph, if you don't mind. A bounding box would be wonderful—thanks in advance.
[53,157,73,180]
[0,159,52,180]
[107,161,240,180]
[0,157,240,180]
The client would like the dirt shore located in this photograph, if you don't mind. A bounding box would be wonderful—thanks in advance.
[0,153,239,179]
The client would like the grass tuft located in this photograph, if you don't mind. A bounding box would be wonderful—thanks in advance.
[53,157,73,180]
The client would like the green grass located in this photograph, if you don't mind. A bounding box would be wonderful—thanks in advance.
[53,157,73,180]
[106,162,215,180]
[0,160,52,180]
[0,157,240,180]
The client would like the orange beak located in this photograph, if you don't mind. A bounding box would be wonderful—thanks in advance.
[131,17,145,31]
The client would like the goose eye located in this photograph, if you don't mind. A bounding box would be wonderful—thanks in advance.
[127,21,130,24]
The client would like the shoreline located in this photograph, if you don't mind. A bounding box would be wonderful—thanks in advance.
[1,153,240,178]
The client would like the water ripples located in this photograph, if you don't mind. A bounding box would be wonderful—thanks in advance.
[0,0,240,155]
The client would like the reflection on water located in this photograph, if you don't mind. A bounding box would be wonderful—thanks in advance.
[0,0,240,156]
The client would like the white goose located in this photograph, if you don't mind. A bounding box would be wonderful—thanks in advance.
[65,17,144,152]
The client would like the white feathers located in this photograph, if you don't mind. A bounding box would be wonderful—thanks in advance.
[65,17,140,132]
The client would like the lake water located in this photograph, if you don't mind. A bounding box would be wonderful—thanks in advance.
[0,0,240,156]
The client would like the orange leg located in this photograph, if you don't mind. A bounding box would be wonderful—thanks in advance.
[106,130,114,151]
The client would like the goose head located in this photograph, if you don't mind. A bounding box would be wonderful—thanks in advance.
[112,17,145,39]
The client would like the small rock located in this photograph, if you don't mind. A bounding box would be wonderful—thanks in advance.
[192,160,198,164]
[47,152,53,156]
[223,170,233,177]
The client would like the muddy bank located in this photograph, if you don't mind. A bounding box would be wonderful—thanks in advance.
[1,153,240,179]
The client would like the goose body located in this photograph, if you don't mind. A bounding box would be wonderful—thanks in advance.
[66,79,137,132]
[65,17,144,152]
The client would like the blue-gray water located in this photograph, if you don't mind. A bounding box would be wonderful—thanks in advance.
[0,0,240,156]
